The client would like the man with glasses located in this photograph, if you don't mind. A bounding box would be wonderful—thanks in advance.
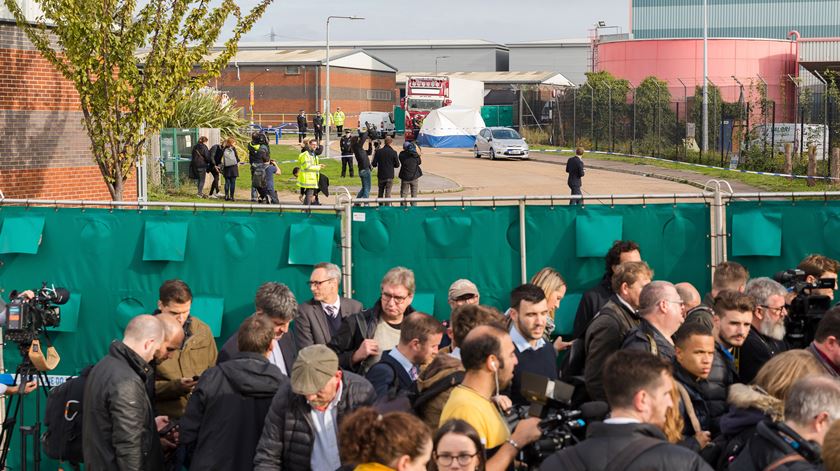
[622,281,685,361]
[329,266,416,373]
[295,263,363,349]
[740,277,789,383]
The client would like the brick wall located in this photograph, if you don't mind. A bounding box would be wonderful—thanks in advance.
[0,20,137,200]
[214,64,397,124]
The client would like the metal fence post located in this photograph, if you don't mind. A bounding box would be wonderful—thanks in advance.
[519,199,527,284]
[339,190,354,297]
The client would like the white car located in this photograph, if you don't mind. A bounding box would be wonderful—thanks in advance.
[474,127,529,160]
[358,111,396,138]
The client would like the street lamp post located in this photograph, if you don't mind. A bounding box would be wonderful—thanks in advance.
[434,56,449,75]
[702,0,709,154]
[326,15,364,158]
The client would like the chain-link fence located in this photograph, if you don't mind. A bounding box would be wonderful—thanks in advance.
[521,75,840,180]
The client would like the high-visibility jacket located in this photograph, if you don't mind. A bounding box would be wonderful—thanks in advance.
[297,150,320,189]
[332,110,346,126]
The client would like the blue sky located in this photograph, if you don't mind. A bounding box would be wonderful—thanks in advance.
[228,0,631,44]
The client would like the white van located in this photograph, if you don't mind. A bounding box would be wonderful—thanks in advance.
[358,111,395,138]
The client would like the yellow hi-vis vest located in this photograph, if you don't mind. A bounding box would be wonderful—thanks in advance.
[297,150,320,189]
[332,110,346,126]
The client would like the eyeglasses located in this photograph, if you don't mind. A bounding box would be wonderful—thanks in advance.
[308,278,334,287]
[435,453,478,466]
[381,291,408,304]
[760,304,788,316]
[664,299,685,307]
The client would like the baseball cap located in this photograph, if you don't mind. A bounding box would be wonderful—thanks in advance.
[291,345,339,395]
[448,279,479,301]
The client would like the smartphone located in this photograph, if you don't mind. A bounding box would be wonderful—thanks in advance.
[159,421,178,436]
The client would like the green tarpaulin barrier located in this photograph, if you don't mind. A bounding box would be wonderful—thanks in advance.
[732,210,782,257]
[288,223,336,265]
[0,215,44,254]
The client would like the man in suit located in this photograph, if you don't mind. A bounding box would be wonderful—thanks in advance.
[219,282,298,376]
[365,312,444,400]
[565,146,585,205]
[295,262,363,349]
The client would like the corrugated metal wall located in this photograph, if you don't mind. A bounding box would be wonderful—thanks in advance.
[632,0,840,39]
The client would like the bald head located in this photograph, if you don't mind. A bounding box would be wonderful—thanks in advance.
[639,281,677,315]
[123,314,164,363]
[154,313,185,362]
[675,282,702,310]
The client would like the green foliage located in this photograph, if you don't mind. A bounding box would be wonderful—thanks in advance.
[164,88,249,145]
[692,84,724,149]
[577,71,630,150]
[634,76,675,155]
[3,0,272,200]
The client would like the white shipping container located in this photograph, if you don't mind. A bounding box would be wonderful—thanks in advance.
[751,123,828,160]
[448,78,485,111]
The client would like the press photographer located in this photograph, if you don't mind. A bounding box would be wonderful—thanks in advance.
[774,254,840,349]
[539,350,712,471]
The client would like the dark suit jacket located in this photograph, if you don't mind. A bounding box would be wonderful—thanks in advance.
[365,350,416,400]
[293,297,363,349]
[218,329,297,375]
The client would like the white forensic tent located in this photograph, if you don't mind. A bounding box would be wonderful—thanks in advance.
[416,107,486,148]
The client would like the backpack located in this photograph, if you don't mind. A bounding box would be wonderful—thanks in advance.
[223,147,237,167]
[252,163,267,190]
[42,366,93,465]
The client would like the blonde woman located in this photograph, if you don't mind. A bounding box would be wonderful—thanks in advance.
[220,137,240,201]
[529,267,571,350]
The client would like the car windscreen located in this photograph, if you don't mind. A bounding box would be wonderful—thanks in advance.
[407,99,443,111]
[491,129,521,140]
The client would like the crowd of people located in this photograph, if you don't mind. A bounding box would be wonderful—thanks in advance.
[75,245,840,471]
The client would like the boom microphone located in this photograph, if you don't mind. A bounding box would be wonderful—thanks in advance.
[580,401,609,421]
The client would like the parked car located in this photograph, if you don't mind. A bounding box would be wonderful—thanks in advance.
[358,111,396,138]
[474,127,529,160]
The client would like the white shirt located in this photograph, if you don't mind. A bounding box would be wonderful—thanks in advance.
[320,298,341,318]
[509,325,546,352]
[449,347,462,360]
[267,339,287,375]
[309,380,343,471]
[387,347,416,377]
[604,417,642,425]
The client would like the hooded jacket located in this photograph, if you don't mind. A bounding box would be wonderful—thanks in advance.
[179,353,286,470]
[716,383,785,469]
[730,420,822,471]
[415,353,464,429]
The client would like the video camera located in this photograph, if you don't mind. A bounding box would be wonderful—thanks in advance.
[4,283,68,345]
[773,268,835,348]
[506,373,608,469]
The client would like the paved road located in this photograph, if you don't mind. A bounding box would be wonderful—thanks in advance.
[274,141,727,204]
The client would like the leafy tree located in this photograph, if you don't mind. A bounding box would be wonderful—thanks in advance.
[3,0,272,200]
[635,76,674,153]
[693,84,724,151]
[577,71,630,151]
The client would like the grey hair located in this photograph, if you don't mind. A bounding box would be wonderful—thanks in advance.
[314,262,342,281]
[381,266,416,295]
[124,314,164,344]
[785,376,840,425]
[638,281,675,316]
[255,282,298,321]
[745,277,788,305]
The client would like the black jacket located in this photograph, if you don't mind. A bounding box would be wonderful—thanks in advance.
[313,115,324,131]
[540,422,713,471]
[294,297,364,349]
[565,155,584,187]
[707,342,739,426]
[218,330,298,376]
[328,301,416,372]
[353,135,372,170]
[398,150,423,181]
[372,145,400,180]
[340,135,352,156]
[673,362,713,436]
[739,326,788,383]
[252,371,376,470]
[296,114,308,132]
[573,274,613,339]
[621,319,676,362]
[191,142,211,169]
[365,349,416,400]
[730,420,822,471]
[179,353,286,470]
[83,341,164,471]
[584,295,640,401]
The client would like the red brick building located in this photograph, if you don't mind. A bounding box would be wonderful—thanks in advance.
[0,19,136,201]
[210,48,397,127]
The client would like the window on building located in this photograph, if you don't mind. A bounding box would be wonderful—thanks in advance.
[285,66,301,75]
[366,90,393,101]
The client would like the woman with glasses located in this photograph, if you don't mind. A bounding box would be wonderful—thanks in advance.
[431,420,485,471]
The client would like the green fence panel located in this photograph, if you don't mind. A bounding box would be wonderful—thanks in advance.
[728,200,840,282]
[351,206,521,320]
[498,106,513,127]
[394,106,405,133]
[481,106,499,127]
[525,203,712,336]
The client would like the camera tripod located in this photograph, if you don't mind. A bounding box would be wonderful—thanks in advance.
[0,343,53,471]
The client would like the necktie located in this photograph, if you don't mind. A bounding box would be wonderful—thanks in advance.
[325,305,337,318]
[409,365,419,381]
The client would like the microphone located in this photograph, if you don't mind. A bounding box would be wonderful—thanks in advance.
[580,401,610,421]
[51,288,71,305]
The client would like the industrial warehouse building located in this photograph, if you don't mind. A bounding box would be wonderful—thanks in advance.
[507,39,591,86]
[209,48,397,126]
